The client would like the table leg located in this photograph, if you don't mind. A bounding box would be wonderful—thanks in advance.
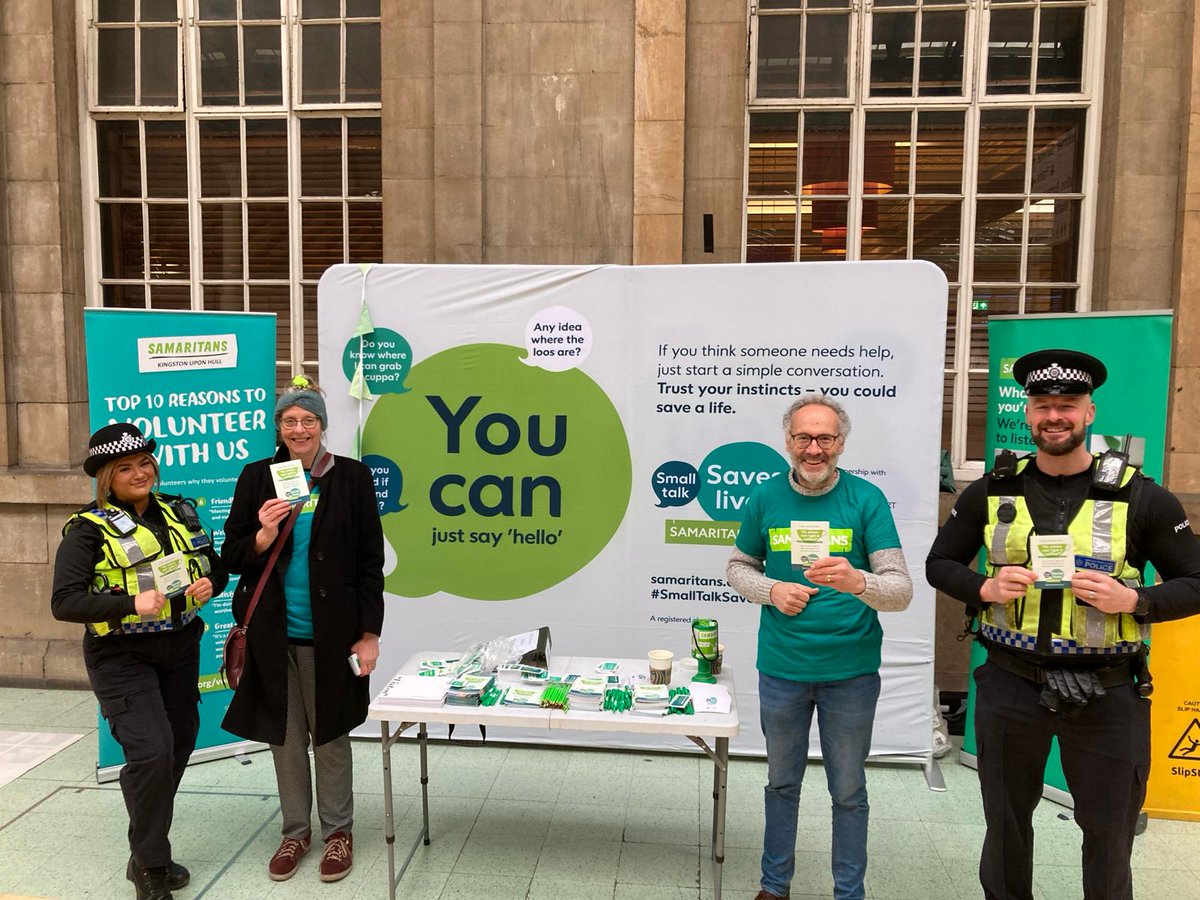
[419,723,431,845]
[379,720,428,896]
[712,736,729,900]
[380,721,397,900]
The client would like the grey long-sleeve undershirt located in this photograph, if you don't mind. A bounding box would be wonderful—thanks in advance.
[724,470,914,613]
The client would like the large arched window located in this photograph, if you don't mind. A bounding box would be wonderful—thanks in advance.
[84,0,382,386]
[746,0,1102,471]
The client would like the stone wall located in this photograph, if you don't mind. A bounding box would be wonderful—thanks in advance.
[1092,1,1200,492]
[382,0,639,264]
[0,1,93,687]
[1093,0,1191,316]
[1168,5,1200,493]
[0,477,93,687]
[682,0,745,264]
[0,0,89,470]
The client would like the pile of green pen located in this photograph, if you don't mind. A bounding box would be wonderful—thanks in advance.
[668,686,694,715]
[603,685,633,712]
[541,681,570,710]
[480,684,505,707]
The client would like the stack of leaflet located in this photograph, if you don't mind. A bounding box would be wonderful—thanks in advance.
[373,674,451,709]
[631,683,671,716]
[567,676,608,711]
[444,673,495,707]
[495,663,548,687]
[501,685,545,707]
[417,657,460,677]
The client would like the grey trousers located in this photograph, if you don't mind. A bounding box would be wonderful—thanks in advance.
[271,643,354,841]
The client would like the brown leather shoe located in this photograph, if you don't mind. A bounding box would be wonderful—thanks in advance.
[319,830,353,882]
[754,891,789,900]
[268,835,311,881]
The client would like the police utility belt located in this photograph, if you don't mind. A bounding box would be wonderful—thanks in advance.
[70,496,213,637]
[986,647,1136,690]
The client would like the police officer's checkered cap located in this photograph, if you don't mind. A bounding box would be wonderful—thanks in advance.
[1011,348,1107,395]
[89,431,149,460]
[1023,364,1093,389]
[84,423,157,476]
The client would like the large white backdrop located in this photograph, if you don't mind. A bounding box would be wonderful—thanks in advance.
[318,261,946,757]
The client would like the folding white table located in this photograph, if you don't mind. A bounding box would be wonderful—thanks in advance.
[369,653,741,899]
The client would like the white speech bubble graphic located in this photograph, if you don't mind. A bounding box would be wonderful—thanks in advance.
[521,306,593,372]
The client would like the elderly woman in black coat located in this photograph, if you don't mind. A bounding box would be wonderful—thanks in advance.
[220,377,384,884]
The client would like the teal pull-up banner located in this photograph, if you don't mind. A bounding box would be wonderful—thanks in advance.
[83,308,277,777]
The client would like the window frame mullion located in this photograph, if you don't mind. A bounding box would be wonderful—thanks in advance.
[183,2,204,310]
[1072,0,1106,315]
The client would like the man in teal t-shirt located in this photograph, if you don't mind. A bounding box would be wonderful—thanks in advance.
[727,395,912,900]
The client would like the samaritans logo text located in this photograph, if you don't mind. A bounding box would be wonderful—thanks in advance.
[137,334,238,371]
[1000,357,1018,380]
[768,528,854,552]
[696,442,789,524]
[146,339,228,354]
[362,343,631,600]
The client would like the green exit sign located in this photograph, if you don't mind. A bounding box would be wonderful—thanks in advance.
[972,300,989,311]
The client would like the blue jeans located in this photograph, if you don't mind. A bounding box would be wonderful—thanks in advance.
[759,670,881,900]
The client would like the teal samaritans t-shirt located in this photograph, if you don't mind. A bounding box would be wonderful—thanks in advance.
[282,484,320,640]
[735,469,901,682]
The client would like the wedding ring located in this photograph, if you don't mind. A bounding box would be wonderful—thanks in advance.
[826,575,832,582]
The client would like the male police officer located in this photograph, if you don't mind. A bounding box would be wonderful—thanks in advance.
[727,394,913,900]
[926,349,1200,900]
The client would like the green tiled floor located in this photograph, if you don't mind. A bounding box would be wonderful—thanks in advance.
[2,687,1200,899]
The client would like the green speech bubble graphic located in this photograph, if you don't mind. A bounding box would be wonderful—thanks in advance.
[342,327,413,394]
[696,441,790,524]
[363,343,632,600]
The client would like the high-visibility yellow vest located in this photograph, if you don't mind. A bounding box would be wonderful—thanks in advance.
[981,456,1147,656]
[65,495,212,636]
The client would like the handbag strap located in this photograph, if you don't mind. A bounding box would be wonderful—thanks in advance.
[240,501,302,629]
[242,449,333,629]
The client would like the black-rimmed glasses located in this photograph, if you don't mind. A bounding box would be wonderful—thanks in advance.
[789,433,840,450]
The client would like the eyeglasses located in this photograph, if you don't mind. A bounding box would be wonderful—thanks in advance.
[280,416,320,430]
[789,433,840,450]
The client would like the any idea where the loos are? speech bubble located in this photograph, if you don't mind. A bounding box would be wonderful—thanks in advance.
[521,306,593,373]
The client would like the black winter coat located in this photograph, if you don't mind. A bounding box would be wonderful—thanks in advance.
[220,444,384,746]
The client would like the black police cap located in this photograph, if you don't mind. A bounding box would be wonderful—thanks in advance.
[84,423,157,477]
[1011,348,1107,396]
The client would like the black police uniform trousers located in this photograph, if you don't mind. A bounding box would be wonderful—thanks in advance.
[974,659,1150,900]
[84,616,203,869]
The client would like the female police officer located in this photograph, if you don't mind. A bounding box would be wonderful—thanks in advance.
[52,424,227,900]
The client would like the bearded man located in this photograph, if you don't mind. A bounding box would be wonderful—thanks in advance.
[926,348,1200,900]
[726,394,913,900]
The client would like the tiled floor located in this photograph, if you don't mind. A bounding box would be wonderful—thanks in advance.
[1,687,1199,899]
[0,730,85,789]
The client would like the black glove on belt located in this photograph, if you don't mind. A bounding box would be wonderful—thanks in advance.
[1040,668,1107,712]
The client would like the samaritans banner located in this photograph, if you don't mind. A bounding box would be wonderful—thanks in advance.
[320,262,946,757]
[964,312,1173,803]
[83,309,277,777]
